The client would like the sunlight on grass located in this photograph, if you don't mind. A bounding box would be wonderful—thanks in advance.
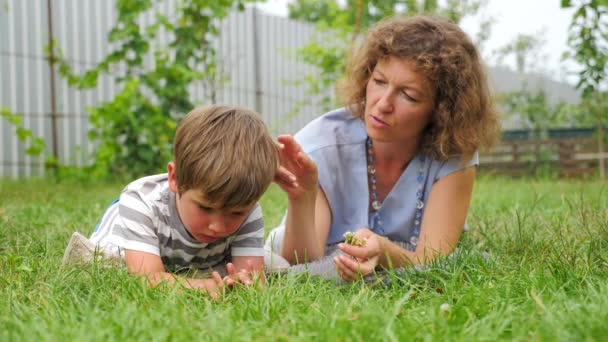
[0,177,606,340]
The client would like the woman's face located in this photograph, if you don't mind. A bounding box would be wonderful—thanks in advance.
[364,56,435,145]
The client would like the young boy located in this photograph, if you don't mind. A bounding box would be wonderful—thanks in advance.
[66,105,279,297]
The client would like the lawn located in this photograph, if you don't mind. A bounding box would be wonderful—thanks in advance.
[0,177,607,340]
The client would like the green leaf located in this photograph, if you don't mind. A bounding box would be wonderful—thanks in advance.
[16,127,32,141]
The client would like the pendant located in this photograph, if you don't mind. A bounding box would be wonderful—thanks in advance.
[372,200,381,210]
[409,235,418,246]
[416,199,424,209]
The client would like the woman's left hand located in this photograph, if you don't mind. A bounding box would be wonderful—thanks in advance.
[333,228,383,281]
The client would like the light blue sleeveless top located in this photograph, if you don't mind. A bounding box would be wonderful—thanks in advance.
[294,108,478,246]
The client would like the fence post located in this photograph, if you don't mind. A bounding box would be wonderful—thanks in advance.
[46,0,59,173]
[598,123,605,182]
[251,7,263,115]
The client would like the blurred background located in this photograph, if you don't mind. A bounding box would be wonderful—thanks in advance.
[0,0,606,180]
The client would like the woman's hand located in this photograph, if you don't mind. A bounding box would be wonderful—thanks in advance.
[333,228,383,281]
[274,135,318,200]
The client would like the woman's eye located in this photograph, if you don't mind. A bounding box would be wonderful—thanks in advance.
[400,91,417,102]
[373,78,386,85]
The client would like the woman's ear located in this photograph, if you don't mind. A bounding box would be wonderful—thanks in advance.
[167,161,178,193]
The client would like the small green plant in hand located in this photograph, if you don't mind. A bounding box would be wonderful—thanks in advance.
[343,231,366,247]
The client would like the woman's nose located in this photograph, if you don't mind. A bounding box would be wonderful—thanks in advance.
[378,90,394,112]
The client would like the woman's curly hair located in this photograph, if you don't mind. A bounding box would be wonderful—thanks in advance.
[338,15,500,161]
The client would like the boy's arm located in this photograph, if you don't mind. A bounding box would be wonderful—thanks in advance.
[124,249,226,297]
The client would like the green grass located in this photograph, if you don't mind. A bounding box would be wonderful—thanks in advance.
[1,177,607,341]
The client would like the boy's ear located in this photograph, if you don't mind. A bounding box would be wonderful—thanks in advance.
[167,161,178,193]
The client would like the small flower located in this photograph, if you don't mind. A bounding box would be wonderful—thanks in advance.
[343,231,366,246]
[439,303,450,315]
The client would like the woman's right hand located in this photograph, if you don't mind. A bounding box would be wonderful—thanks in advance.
[334,228,382,281]
[274,135,318,200]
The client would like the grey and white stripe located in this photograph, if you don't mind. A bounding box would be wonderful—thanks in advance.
[90,173,265,272]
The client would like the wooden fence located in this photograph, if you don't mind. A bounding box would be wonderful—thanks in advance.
[479,137,604,178]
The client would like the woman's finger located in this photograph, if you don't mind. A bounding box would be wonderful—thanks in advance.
[338,243,369,260]
[338,255,370,277]
[275,166,297,184]
[334,256,356,281]
[296,151,317,173]
[278,135,307,161]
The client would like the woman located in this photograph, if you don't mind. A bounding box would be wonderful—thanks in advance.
[269,15,499,281]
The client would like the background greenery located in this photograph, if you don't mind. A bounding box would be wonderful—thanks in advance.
[1,178,606,340]
[3,1,607,179]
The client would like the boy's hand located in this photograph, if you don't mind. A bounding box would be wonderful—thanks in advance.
[223,262,253,287]
[199,271,227,300]
[274,135,318,200]
[222,261,263,288]
[334,228,382,281]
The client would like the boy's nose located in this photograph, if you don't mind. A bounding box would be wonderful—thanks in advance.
[208,215,225,233]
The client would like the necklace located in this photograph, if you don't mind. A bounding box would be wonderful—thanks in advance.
[365,137,427,251]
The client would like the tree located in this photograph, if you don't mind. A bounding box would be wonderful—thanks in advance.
[288,0,488,112]
[495,33,547,75]
[53,0,256,179]
[493,33,561,131]
[499,88,571,131]
[562,0,608,180]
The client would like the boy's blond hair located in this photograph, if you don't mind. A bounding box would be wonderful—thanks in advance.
[173,105,278,208]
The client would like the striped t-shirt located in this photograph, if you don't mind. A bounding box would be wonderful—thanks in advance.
[90,174,265,273]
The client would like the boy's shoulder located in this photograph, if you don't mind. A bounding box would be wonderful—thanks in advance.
[123,173,168,196]
[119,173,170,211]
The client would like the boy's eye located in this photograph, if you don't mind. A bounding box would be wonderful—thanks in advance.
[198,205,213,212]
[230,211,246,217]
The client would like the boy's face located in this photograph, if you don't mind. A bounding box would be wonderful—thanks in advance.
[167,162,255,243]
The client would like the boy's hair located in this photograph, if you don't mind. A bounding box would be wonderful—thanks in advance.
[338,15,500,161]
[173,105,278,208]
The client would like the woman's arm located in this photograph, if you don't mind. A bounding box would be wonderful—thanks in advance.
[274,135,331,264]
[282,188,331,263]
[335,166,476,279]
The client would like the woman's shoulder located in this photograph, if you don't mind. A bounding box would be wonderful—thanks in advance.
[429,151,479,182]
[294,107,366,153]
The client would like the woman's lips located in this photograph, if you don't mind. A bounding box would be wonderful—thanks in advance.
[371,115,389,128]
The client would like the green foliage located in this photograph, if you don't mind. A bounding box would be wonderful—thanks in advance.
[498,86,572,130]
[562,0,607,173]
[0,107,46,157]
[288,0,487,111]
[53,0,255,179]
[556,92,608,128]
[495,33,546,74]
[562,0,607,98]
